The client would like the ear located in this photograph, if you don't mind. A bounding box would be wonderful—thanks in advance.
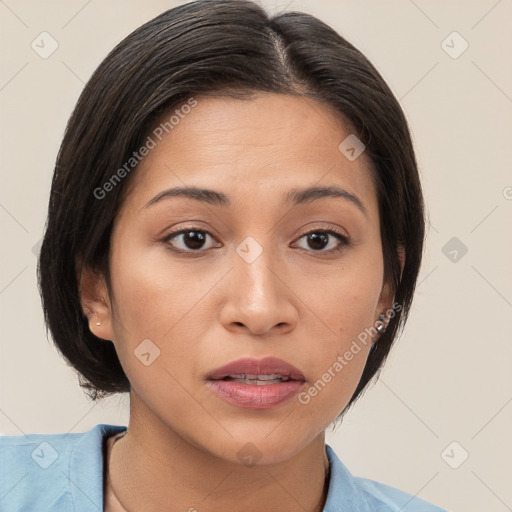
[78,265,115,342]
[375,245,405,327]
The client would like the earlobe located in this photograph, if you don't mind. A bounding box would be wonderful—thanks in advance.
[78,266,115,341]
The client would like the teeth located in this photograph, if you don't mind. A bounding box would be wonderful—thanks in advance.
[225,373,291,384]
[252,374,281,380]
[227,373,290,380]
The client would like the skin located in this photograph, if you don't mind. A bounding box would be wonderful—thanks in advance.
[79,93,403,512]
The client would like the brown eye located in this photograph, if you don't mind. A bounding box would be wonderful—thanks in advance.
[294,229,350,254]
[164,228,218,252]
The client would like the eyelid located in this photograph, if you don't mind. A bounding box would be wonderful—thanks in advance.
[297,223,349,239]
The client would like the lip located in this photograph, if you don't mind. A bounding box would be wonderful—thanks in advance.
[206,357,306,410]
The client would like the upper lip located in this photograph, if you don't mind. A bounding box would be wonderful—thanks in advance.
[207,357,305,381]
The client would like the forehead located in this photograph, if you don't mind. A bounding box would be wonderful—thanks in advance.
[122,93,378,217]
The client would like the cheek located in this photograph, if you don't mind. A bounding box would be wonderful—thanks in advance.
[109,236,205,338]
[107,259,204,412]
[294,250,383,416]
[298,346,369,422]
[310,245,384,341]
[107,239,225,389]
[295,295,375,424]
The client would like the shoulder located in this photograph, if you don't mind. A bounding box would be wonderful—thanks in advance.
[324,445,448,512]
[0,423,127,512]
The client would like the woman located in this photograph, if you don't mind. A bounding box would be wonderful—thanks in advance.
[0,1,447,510]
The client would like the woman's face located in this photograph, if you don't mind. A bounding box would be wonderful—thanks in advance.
[88,93,395,464]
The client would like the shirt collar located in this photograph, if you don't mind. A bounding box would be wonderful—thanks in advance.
[323,444,372,512]
[69,423,127,511]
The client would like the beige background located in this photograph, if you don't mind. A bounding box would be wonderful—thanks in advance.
[1,1,511,511]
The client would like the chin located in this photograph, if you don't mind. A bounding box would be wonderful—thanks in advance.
[206,428,317,467]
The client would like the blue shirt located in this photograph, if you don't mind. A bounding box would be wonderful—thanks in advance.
[0,424,447,511]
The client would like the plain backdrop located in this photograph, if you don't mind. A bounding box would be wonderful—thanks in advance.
[1,1,511,511]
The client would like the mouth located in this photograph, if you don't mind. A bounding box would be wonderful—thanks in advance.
[206,357,306,409]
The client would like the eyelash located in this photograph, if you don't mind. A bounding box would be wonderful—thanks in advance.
[162,224,352,255]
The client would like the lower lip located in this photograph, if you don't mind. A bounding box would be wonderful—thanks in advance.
[207,379,305,409]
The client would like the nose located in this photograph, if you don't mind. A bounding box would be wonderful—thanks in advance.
[219,244,299,336]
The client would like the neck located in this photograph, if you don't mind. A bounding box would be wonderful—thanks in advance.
[107,391,330,512]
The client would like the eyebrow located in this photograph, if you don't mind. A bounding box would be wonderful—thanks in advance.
[143,185,367,216]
